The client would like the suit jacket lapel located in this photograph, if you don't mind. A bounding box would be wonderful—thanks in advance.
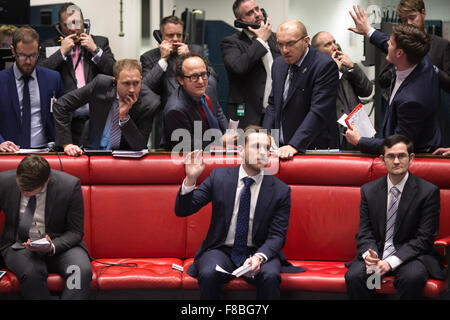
[252,175,274,238]
[283,48,312,108]
[8,67,21,124]
[394,174,416,234]
[45,171,56,226]
[377,178,388,242]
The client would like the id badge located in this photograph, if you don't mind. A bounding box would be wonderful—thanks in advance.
[237,103,245,117]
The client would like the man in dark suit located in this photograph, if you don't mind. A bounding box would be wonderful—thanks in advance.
[0,27,64,152]
[0,155,92,299]
[163,53,228,151]
[378,0,450,145]
[312,31,373,150]
[175,126,303,299]
[345,135,446,299]
[263,20,339,160]
[53,59,159,156]
[140,15,217,148]
[346,5,441,154]
[38,2,116,145]
[222,0,280,129]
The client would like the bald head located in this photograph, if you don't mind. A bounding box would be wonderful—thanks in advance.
[276,20,310,65]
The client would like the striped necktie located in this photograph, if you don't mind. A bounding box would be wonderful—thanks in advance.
[109,102,121,149]
[382,186,400,259]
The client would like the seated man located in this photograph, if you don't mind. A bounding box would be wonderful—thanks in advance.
[311,31,372,150]
[53,59,160,156]
[345,134,446,299]
[175,126,303,299]
[163,53,228,151]
[0,26,64,152]
[0,155,92,299]
[346,5,441,154]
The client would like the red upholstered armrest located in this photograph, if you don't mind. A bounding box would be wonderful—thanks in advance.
[435,236,450,247]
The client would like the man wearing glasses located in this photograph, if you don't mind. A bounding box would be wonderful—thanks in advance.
[263,20,340,159]
[345,134,446,299]
[163,53,228,151]
[0,27,64,152]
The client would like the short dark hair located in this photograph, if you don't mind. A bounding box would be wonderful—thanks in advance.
[381,134,414,155]
[58,2,83,22]
[175,52,206,78]
[397,0,425,17]
[16,155,51,192]
[12,26,39,49]
[160,15,184,32]
[391,23,430,65]
[232,0,250,19]
[113,59,142,79]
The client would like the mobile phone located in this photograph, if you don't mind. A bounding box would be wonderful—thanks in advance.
[234,8,267,29]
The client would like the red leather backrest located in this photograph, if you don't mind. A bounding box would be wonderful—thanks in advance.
[284,185,361,261]
[438,189,450,239]
[0,155,90,184]
[90,185,186,258]
[185,204,212,258]
[81,186,92,254]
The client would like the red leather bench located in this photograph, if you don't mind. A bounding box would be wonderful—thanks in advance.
[0,154,448,299]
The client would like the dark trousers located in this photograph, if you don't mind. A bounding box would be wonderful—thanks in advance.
[196,246,281,300]
[345,258,428,300]
[2,246,92,300]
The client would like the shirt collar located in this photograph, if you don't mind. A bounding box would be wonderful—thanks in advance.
[13,63,36,81]
[387,171,409,194]
[294,46,309,69]
[238,164,264,186]
[395,64,417,82]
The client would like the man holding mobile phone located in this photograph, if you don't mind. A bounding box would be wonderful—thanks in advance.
[222,0,280,129]
[38,2,116,146]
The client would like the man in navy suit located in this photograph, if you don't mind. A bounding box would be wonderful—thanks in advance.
[175,126,303,299]
[345,5,441,154]
[263,20,339,160]
[0,27,64,152]
[345,134,446,299]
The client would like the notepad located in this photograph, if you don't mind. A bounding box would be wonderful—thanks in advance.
[215,264,253,278]
[341,103,376,138]
[29,238,50,248]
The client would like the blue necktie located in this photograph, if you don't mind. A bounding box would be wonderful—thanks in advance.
[200,95,220,130]
[382,186,400,259]
[12,195,36,250]
[109,102,121,149]
[21,75,32,148]
[231,177,255,266]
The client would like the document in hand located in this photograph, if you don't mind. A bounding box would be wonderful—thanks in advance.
[215,264,253,278]
[344,104,376,138]
[29,238,51,248]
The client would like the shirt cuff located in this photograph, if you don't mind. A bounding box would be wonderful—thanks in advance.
[367,27,376,38]
[181,178,195,195]
[119,116,130,127]
[51,243,56,255]
[362,249,378,260]
[158,58,169,72]
[61,50,68,61]
[256,37,270,51]
[91,47,103,64]
[254,252,268,263]
[385,255,402,271]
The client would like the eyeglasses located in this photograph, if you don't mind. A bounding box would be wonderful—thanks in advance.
[16,53,39,61]
[277,36,307,49]
[183,71,210,82]
[384,153,410,161]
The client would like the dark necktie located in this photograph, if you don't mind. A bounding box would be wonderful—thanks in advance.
[282,64,299,104]
[382,186,400,259]
[12,195,36,249]
[231,177,255,266]
[21,75,32,148]
[199,95,220,130]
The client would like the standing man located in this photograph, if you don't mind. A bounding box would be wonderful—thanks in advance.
[175,126,303,299]
[140,15,217,148]
[346,5,441,154]
[0,27,64,152]
[38,2,116,145]
[312,31,373,150]
[263,20,339,159]
[0,155,92,299]
[53,59,159,156]
[378,0,450,145]
[163,53,228,150]
[345,135,446,299]
[222,0,279,129]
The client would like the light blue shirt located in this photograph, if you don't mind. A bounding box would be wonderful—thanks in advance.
[13,63,47,148]
[99,93,129,150]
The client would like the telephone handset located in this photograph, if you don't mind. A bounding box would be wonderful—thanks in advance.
[153,30,163,44]
[54,19,91,38]
[234,8,267,29]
